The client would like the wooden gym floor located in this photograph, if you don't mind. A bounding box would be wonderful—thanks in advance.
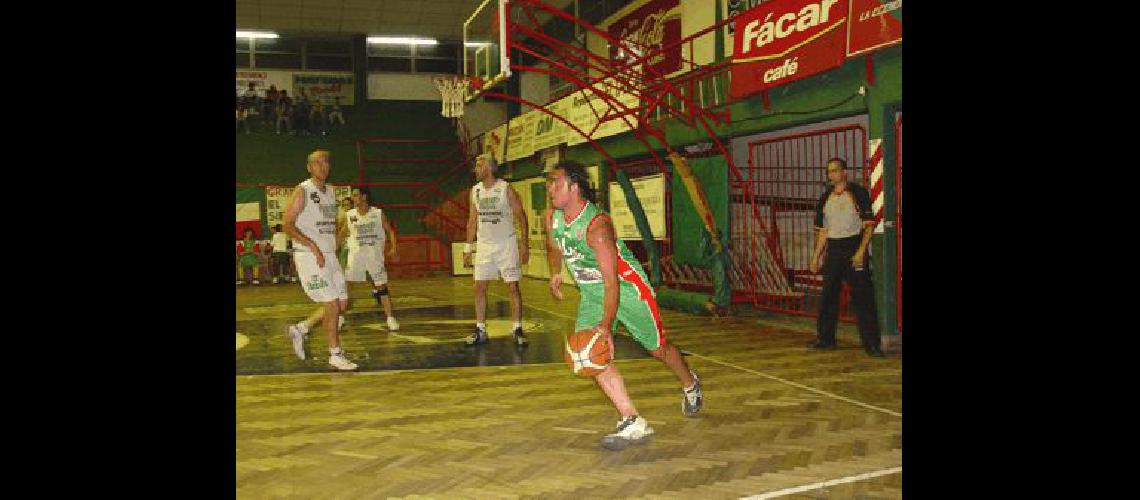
[236,275,902,499]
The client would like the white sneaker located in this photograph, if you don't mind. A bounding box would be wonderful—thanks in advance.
[387,316,400,331]
[252,279,260,285]
[287,324,306,360]
[338,315,346,331]
[329,352,358,371]
[290,276,298,283]
[236,280,245,286]
[272,277,280,284]
[600,415,654,451]
[682,370,703,417]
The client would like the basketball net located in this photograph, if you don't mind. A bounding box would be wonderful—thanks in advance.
[434,76,471,118]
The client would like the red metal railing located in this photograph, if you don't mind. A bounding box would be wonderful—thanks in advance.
[388,234,447,270]
[895,112,902,333]
[732,124,868,321]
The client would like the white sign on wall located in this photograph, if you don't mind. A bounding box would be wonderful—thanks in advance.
[608,174,666,240]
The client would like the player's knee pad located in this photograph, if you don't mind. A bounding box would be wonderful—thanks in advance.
[375,285,389,297]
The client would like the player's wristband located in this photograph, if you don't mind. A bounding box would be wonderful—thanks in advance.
[463,243,472,254]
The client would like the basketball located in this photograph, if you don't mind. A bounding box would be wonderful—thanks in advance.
[564,328,611,377]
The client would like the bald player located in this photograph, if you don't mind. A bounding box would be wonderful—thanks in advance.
[283,149,357,371]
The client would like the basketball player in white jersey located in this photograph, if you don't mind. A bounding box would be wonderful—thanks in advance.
[462,154,529,346]
[344,186,400,331]
[282,149,357,371]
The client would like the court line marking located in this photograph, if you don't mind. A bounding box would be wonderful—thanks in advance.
[492,292,901,419]
[551,427,599,435]
[330,450,378,460]
[686,353,901,418]
[740,466,902,499]
[235,358,659,379]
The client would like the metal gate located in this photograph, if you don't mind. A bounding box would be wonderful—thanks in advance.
[731,123,868,320]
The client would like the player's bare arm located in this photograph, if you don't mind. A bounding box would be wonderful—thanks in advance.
[464,188,477,267]
[382,211,400,263]
[507,185,529,265]
[543,208,563,299]
[587,213,620,335]
[284,186,325,268]
[810,226,828,274]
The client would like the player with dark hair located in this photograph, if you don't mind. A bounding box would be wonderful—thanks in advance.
[544,160,703,450]
[343,186,401,331]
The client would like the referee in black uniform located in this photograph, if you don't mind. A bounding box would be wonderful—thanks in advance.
[807,158,884,357]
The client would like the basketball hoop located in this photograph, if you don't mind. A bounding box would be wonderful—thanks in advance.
[434,76,472,118]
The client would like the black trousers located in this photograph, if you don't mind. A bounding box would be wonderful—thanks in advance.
[816,235,881,348]
[271,252,292,278]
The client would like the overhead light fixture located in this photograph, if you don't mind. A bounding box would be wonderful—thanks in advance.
[464,42,492,47]
[236,31,279,39]
[368,36,438,45]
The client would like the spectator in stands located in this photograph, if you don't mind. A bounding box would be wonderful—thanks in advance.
[239,82,258,133]
[327,96,346,129]
[807,157,884,357]
[270,224,295,284]
[311,98,328,136]
[294,89,312,136]
[236,228,263,285]
[264,84,279,127]
[276,90,293,135]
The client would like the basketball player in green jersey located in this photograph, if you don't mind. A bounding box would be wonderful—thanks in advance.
[544,161,703,451]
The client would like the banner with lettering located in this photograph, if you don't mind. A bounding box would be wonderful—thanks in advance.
[609,174,666,240]
[564,78,642,146]
[263,185,293,232]
[236,70,292,96]
[506,112,537,161]
[292,73,355,105]
[729,0,848,99]
[606,0,683,77]
[532,97,575,151]
[722,0,769,58]
[846,0,901,56]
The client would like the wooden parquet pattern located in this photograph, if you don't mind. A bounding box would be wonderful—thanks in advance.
[237,277,902,499]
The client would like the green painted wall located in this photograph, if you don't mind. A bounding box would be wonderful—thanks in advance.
[236,100,466,235]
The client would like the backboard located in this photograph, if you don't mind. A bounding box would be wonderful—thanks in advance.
[464,0,511,102]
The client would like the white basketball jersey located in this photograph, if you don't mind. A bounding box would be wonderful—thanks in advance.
[472,179,515,243]
[345,206,386,252]
[294,179,339,254]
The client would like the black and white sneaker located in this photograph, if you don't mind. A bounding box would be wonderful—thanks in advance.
[682,370,703,417]
[512,327,528,347]
[600,415,654,451]
[464,327,489,346]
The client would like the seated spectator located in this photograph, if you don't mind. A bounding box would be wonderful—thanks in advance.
[276,90,293,135]
[269,224,295,284]
[328,96,346,129]
[311,98,328,136]
[294,89,312,136]
[263,84,279,127]
[236,228,263,285]
[238,82,258,134]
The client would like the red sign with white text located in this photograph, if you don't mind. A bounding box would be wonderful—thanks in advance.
[607,0,683,77]
[846,0,902,56]
[729,0,848,99]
